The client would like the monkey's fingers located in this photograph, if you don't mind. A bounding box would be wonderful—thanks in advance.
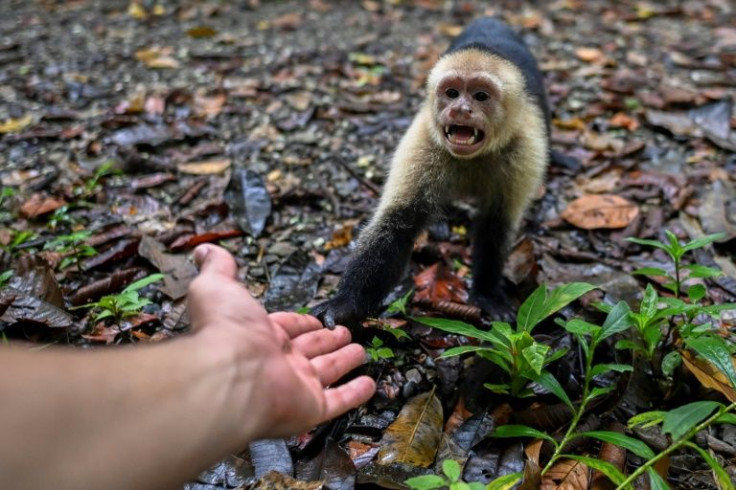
[309,302,337,329]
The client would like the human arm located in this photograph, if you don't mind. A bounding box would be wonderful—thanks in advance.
[0,244,375,489]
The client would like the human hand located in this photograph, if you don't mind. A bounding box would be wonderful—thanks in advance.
[187,244,376,441]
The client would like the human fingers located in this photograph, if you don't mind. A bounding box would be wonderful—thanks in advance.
[291,326,352,359]
[193,244,238,279]
[268,312,324,338]
[323,376,376,420]
[311,343,366,386]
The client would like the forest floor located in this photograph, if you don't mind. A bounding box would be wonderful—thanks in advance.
[1,0,735,489]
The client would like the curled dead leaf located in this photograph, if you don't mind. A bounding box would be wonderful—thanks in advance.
[177,158,231,175]
[561,194,639,230]
[681,349,736,402]
[0,114,33,134]
[575,47,605,63]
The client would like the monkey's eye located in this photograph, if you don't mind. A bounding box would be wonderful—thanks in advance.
[473,91,489,101]
[445,88,459,99]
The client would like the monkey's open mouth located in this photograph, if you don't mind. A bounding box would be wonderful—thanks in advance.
[444,125,485,147]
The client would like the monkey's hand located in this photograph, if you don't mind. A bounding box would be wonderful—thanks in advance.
[310,295,367,331]
[470,291,516,324]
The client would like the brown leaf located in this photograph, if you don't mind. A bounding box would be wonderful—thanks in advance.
[376,389,443,467]
[134,47,179,69]
[575,47,605,63]
[270,12,302,30]
[177,158,231,175]
[193,92,226,118]
[19,194,67,218]
[591,422,627,490]
[324,223,354,251]
[561,195,639,230]
[681,349,736,402]
[138,236,198,300]
[609,112,640,131]
[413,263,469,305]
[541,459,589,490]
[187,25,217,38]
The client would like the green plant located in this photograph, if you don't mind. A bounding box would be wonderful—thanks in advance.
[75,273,164,324]
[624,231,736,375]
[628,231,724,300]
[620,400,736,490]
[366,336,395,362]
[0,230,37,255]
[0,270,12,288]
[386,289,413,316]
[0,187,15,223]
[44,230,97,270]
[415,283,596,397]
[74,161,118,199]
[405,459,485,490]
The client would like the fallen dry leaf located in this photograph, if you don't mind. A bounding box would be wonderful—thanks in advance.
[19,194,67,218]
[187,25,217,38]
[541,458,589,489]
[561,194,639,230]
[0,114,33,134]
[609,112,640,131]
[575,47,605,63]
[681,349,736,402]
[134,47,179,69]
[177,158,231,175]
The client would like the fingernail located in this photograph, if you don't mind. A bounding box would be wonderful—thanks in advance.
[193,245,210,266]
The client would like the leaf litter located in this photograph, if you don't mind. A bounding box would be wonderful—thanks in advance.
[1,0,736,488]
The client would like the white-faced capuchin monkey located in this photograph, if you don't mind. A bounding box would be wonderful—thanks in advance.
[312,17,550,329]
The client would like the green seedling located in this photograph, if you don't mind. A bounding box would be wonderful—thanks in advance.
[76,273,164,324]
[406,459,488,490]
[44,230,97,271]
[0,230,37,255]
[415,282,596,397]
[0,270,13,288]
[365,336,395,362]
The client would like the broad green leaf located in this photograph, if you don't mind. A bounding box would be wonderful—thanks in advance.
[701,303,736,316]
[715,413,736,425]
[533,370,574,410]
[589,386,615,400]
[660,351,682,377]
[94,310,115,322]
[469,483,485,490]
[599,301,633,341]
[545,347,569,365]
[413,317,500,344]
[686,336,736,388]
[442,459,461,482]
[684,442,735,490]
[665,230,684,259]
[491,425,557,445]
[477,351,512,373]
[579,431,655,459]
[682,233,725,252]
[521,342,549,376]
[683,264,723,279]
[563,319,600,336]
[647,468,670,490]
[687,284,706,302]
[440,346,501,358]
[405,474,446,489]
[639,284,659,320]
[626,237,669,251]
[562,455,629,487]
[485,473,522,490]
[123,273,164,293]
[662,401,722,440]
[632,266,669,277]
[483,383,511,395]
[450,482,472,490]
[538,282,597,328]
[516,284,546,332]
[628,411,666,429]
[615,339,645,353]
[590,363,633,378]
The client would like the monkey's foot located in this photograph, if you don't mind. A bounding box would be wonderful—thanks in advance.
[470,291,516,323]
[309,297,365,331]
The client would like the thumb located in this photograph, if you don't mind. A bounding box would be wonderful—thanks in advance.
[193,244,238,279]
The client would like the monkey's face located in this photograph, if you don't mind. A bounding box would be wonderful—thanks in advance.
[432,73,500,158]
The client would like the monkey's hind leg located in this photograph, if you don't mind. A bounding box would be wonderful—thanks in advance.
[469,208,516,323]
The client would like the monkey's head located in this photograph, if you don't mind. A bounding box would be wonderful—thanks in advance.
[427,50,524,159]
